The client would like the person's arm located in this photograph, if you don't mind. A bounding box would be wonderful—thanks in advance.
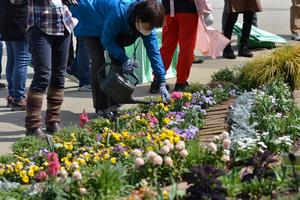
[142,30,166,83]
[101,12,129,64]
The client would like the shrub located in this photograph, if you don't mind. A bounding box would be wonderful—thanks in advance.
[11,136,47,158]
[240,45,300,90]
[211,68,237,84]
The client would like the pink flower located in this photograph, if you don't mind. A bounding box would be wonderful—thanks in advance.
[152,155,163,166]
[135,158,145,168]
[151,117,158,124]
[184,102,190,107]
[179,149,189,158]
[171,91,183,100]
[175,141,185,151]
[47,152,60,176]
[160,145,170,155]
[80,109,90,128]
[36,171,48,182]
[164,156,174,167]
[223,139,231,150]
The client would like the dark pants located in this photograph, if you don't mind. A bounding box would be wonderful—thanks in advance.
[27,26,71,92]
[83,37,119,112]
[223,12,254,52]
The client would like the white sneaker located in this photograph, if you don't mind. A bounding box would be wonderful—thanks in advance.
[78,84,92,92]
[291,33,300,41]
[65,72,79,83]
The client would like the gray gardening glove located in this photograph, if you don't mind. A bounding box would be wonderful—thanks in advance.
[121,59,139,75]
[204,13,214,26]
[159,82,171,103]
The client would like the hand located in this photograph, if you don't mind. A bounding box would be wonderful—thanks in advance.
[159,83,170,103]
[122,59,139,75]
[204,13,214,26]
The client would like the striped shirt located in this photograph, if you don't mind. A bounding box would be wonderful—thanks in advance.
[28,0,77,36]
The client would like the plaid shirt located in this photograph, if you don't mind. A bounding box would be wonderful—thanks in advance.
[28,0,77,36]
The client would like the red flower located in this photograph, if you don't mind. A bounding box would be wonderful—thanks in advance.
[80,109,90,128]
[47,152,60,176]
[36,170,48,182]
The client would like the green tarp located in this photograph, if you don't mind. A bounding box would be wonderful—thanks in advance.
[233,23,287,49]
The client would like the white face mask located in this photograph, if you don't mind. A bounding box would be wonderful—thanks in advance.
[135,20,152,36]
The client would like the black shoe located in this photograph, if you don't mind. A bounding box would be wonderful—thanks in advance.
[174,81,189,92]
[223,49,236,59]
[238,45,253,57]
[26,128,48,140]
[0,82,6,89]
[149,81,170,94]
[46,122,60,134]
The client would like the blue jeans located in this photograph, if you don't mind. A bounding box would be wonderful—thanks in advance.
[0,41,3,78]
[5,41,31,101]
[71,37,91,86]
[28,26,71,92]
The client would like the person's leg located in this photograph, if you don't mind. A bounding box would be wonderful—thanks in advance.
[0,41,7,89]
[46,31,71,133]
[5,42,14,99]
[11,40,31,111]
[291,0,300,40]
[222,0,229,33]
[83,37,111,113]
[223,12,239,59]
[76,37,91,91]
[176,13,198,88]
[26,26,52,138]
[252,13,258,27]
[238,12,254,57]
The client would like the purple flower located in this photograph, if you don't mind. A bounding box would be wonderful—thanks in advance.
[96,133,102,141]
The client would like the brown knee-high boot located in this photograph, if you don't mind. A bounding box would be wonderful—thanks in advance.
[45,86,64,133]
[25,90,47,139]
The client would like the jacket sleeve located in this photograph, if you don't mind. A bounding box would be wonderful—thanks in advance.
[101,12,129,64]
[142,30,166,83]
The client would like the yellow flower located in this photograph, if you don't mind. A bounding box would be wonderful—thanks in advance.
[43,162,49,167]
[93,155,100,163]
[6,165,14,173]
[174,136,181,143]
[111,157,117,164]
[122,131,129,139]
[29,165,39,172]
[123,151,129,158]
[15,161,23,173]
[104,154,110,160]
[64,142,73,150]
[0,169,4,176]
[22,175,29,183]
[83,153,91,161]
[183,92,192,100]
[28,170,35,177]
[163,190,169,200]
[77,158,86,166]
[163,106,169,112]
[71,132,76,141]
[163,117,171,125]
[19,170,27,178]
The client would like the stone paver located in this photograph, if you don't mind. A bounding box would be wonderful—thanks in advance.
[0,1,294,154]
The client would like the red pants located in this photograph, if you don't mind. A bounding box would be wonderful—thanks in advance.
[160,14,198,84]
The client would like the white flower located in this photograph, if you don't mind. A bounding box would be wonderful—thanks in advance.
[164,139,171,145]
[160,145,171,155]
[72,170,82,181]
[257,141,267,149]
[223,139,231,150]
[221,154,230,162]
[213,136,220,141]
[167,143,174,150]
[135,116,141,121]
[79,187,87,195]
[175,141,185,151]
[275,113,282,118]
[207,142,217,154]
[152,155,163,166]
[132,149,143,157]
[179,149,188,158]
[135,158,145,168]
[223,149,230,156]
[146,151,157,160]
[220,131,229,140]
[164,156,173,167]
[59,169,68,178]
[70,162,79,169]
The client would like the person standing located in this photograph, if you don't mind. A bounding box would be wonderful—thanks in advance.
[291,0,300,40]
[25,0,77,138]
[149,0,199,92]
[222,0,262,59]
[0,0,31,110]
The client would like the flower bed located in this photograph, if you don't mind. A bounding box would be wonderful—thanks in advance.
[0,69,299,199]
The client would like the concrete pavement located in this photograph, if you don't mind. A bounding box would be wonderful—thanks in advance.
[0,1,294,154]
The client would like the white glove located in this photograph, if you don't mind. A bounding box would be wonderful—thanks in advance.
[121,59,139,75]
[159,83,171,103]
[204,13,214,26]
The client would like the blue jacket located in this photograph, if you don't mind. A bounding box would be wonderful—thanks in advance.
[70,0,166,82]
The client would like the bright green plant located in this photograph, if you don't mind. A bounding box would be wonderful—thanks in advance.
[184,82,206,93]
[0,155,17,164]
[220,169,242,198]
